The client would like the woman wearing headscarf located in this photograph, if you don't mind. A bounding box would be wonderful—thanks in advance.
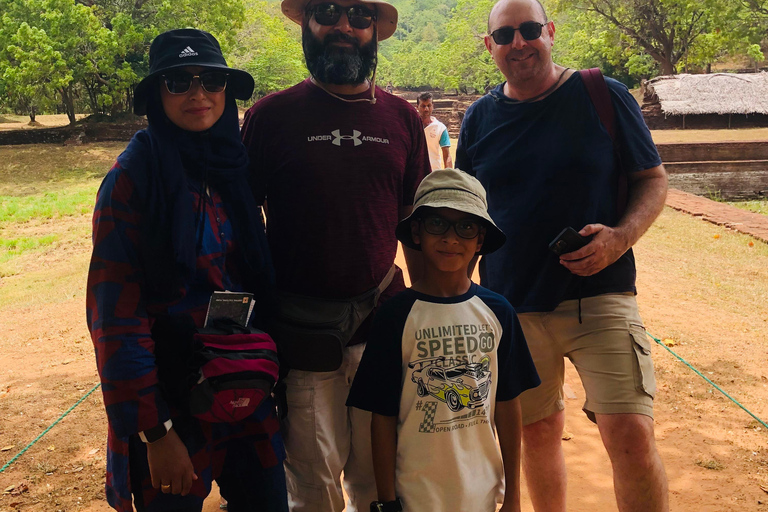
[86,29,287,512]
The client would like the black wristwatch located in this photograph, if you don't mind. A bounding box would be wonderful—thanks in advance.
[370,498,403,512]
[138,419,173,443]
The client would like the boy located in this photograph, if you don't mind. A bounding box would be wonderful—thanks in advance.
[347,169,540,512]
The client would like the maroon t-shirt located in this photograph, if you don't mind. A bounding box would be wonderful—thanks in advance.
[242,79,430,341]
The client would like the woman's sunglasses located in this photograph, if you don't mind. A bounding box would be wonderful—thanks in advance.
[306,2,376,30]
[490,21,547,45]
[162,71,229,95]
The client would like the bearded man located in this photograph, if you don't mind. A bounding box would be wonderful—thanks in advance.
[241,2,430,511]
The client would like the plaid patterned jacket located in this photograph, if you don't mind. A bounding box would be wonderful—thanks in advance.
[86,158,283,511]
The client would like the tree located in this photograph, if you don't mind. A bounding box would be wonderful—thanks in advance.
[436,0,500,92]
[229,0,307,98]
[747,43,765,70]
[0,0,106,123]
[743,0,768,16]
[1,23,67,123]
[553,0,748,75]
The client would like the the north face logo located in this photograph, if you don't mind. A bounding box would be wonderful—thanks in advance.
[332,129,362,146]
[179,46,198,58]
[229,397,250,408]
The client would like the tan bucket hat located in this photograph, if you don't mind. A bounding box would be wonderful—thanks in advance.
[281,0,398,41]
[396,169,507,255]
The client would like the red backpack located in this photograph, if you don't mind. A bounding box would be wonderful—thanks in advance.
[153,316,280,423]
[188,322,279,423]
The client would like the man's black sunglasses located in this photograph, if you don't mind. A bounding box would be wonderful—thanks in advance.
[490,21,547,45]
[419,215,483,240]
[162,71,229,95]
[307,2,376,29]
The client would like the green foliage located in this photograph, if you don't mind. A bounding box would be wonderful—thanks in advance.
[0,184,99,224]
[0,235,59,264]
[0,0,248,118]
[379,0,500,91]
[0,0,766,113]
[229,0,307,98]
[747,43,765,67]
[0,0,104,122]
[551,0,758,77]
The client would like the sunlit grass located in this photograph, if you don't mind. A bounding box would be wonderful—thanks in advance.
[0,235,60,264]
[0,184,99,224]
[727,200,768,215]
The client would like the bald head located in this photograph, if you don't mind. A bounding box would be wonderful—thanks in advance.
[488,0,547,33]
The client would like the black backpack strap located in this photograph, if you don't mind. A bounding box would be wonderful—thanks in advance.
[579,68,627,217]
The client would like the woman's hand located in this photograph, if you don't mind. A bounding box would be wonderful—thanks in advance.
[146,428,198,495]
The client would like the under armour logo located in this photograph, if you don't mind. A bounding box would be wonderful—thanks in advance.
[331,129,362,146]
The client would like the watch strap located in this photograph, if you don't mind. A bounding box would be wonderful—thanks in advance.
[138,419,173,443]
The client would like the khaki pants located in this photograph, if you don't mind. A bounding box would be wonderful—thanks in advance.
[281,344,376,512]
[517,293,656,425]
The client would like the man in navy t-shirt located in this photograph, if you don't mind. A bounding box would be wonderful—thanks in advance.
[455,0,669,511]
[241,1,430,511]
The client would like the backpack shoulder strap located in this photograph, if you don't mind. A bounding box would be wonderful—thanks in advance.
[579,68,615,141]
[579,68,627,216]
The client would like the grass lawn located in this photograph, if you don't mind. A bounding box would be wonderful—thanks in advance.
[0,143,123,286]
[727,199,768,215]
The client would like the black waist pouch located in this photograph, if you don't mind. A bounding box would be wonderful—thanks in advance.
[271,266,396,372]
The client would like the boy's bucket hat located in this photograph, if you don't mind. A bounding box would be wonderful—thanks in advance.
[133,29,255,116]
[281,0,398,41]
[396,169,507,255]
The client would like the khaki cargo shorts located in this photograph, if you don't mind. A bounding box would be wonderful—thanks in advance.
[517,293,656,425]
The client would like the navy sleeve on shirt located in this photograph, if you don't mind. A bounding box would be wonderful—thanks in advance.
[455,103,476,175]
[606,78,663,174]
[475,287,540,402]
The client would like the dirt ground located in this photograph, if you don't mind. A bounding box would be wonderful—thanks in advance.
[0,115,88,131]
[2,120,768,511]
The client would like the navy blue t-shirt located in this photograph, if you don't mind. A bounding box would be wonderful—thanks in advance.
[456,73,661,312]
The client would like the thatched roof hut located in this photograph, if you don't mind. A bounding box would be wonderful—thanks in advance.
[641,72,768,129]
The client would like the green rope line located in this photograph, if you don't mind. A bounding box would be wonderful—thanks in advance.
[0,383,101,474]
[648,331,768,431]
[4,332,766,474]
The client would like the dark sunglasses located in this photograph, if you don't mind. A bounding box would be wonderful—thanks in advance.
[307,2,376,29]
[162,71,229,95]
[420,215,483,240]
[490,21,547,45]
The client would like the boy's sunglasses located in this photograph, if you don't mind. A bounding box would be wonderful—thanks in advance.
[420,215,482,240]
[162,71,229,95]
[307,3,376,29]
[490,21,547,45]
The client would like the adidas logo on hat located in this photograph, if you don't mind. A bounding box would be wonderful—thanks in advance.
[179,46,198,58]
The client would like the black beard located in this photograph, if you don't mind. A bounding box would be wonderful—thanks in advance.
[302,30,377,85]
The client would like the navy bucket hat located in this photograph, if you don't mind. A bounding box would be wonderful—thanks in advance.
[133,29,254,115]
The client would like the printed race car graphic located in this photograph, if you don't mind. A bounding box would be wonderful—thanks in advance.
[408,356,492,412]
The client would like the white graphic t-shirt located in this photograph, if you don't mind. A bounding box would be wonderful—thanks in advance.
[348,283,540,512]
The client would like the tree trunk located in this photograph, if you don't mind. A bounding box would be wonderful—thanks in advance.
[59,86,77,124]
[29,106,36,123]
[659,58,675,76]
[84,80,99,114]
